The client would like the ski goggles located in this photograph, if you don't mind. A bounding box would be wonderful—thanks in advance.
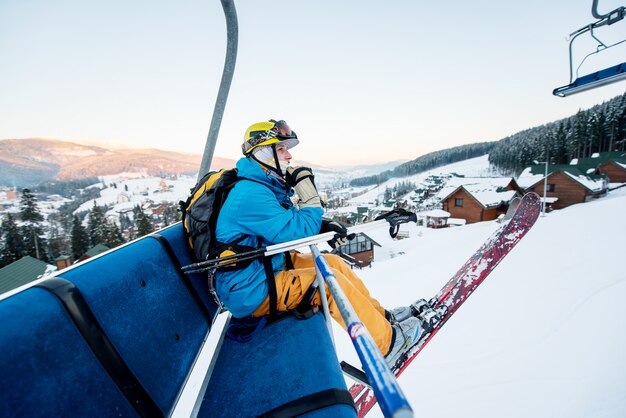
[244,120,299,154]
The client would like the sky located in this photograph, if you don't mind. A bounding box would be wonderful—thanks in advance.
[1,0,625,167]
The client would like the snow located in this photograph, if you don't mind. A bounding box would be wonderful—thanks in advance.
[422,209,450,217]
[346,155,493,207]
[562,171,605,192]
[74,175,196,214]
[516,167,545,189]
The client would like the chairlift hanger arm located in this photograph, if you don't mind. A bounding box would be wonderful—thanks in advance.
[553,1,626,97]
[591,0,625,21]
[198,0,238,181]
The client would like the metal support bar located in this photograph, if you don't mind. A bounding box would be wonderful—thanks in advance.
[198,0,238,180]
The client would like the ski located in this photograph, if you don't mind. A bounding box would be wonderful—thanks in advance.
[350,192,541,416]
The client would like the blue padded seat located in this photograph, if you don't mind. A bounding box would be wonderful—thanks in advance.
[56,233,212,414]
[198,313,356,418]
[158,223,221,319]
[0,287,137,417]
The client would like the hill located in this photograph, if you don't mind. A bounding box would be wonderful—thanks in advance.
[350,142,497,187]
[0,138,236,187]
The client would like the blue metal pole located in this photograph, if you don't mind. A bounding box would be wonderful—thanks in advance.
[309,245,413,418]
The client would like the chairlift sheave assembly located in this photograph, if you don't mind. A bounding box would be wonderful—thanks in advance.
[553,0,626,97]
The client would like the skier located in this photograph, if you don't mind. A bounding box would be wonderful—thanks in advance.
[215,119,440,365]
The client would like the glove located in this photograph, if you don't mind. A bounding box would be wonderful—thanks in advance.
[320,219,355,249]
[286,166,322,209]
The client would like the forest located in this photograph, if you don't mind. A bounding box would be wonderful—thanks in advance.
[488,93,626,175]
[350,142,496,187]
[351,93,626,185]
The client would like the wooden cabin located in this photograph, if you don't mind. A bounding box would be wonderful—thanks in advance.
[517,165,607,210]
[337,233,380,268]
[437,177,521,224]
[598,159,626,183]
[571,151,626,183]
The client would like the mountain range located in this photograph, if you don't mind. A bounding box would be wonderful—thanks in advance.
[0,138,236,188]
[0,138,410,188]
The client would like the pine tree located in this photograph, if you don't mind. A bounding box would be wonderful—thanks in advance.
[0,214,24,267]
[135,209,154,237]
[161,204,180,227]
[19,188,46,260]
[71,215,89,260]
[88,203,108,246]
[19,189,44,224]
[105,223,124,248]
[47,212,71,259]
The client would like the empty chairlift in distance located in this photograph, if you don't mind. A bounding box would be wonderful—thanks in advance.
[553,0,626,97]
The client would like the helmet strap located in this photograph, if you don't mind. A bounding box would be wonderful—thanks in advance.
[249,144,285,180]
[271,144,284,178]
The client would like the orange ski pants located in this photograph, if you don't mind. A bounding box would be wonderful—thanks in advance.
[252,252,393,355]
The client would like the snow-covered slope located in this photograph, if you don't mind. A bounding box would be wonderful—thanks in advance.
[345,154,495,206]
[334,186,626,418]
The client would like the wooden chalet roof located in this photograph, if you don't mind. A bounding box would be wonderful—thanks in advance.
[517,164,606,192]
[84,244,110,257]
[570,151,626,175]
[437,177,518,208]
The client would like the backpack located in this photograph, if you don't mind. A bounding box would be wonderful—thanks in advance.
[179,167,308,322]
[180,168,241,262]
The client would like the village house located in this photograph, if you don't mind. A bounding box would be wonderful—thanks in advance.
[437,177,521,224]
[0,256,57,295]
[78,244,110,262]
[570,151,626,184]
[517,164,607,210]
[336,233,381,268]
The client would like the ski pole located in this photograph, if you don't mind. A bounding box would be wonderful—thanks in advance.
[182,219,390,273]
[182,208,418,273]
[310,245,413,418]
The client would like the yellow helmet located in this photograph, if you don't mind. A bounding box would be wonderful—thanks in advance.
[242,119,299,155]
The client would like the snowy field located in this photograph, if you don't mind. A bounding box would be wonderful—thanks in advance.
[346,155,496,206]
[177,185,626,417]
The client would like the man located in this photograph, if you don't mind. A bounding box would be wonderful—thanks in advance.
[215,119,439,365]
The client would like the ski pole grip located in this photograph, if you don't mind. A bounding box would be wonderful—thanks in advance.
[310,246,413,418]
[375,209,417,238]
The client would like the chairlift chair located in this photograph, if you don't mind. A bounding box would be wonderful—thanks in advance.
[553,0,626,97]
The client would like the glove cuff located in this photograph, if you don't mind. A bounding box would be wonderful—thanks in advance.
[294,178,322,208]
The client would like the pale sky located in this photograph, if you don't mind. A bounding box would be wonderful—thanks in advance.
[1,1,625,167]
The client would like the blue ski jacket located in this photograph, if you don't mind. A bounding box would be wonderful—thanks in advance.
[215,157,323,318]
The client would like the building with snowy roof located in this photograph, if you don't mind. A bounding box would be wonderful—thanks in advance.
[517,164,607,210]
[437,177,520,224]
[569,151,626,184]
[0,256,56,295]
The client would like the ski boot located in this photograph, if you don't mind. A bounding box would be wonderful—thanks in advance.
[387,298,446,330]
[385,317,423,367]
